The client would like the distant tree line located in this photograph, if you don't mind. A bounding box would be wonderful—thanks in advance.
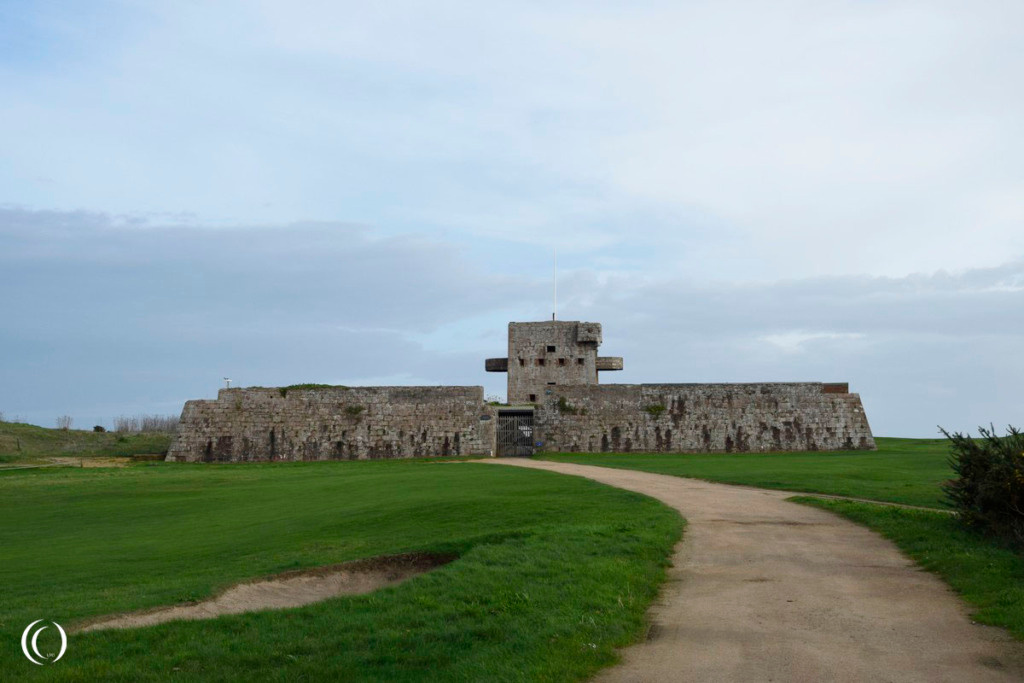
[1,412,178,433]
[113,415,179,434]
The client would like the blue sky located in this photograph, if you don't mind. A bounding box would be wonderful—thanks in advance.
[2,1,1023,436]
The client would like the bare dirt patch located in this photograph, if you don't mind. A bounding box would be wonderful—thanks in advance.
[77,553,454,632]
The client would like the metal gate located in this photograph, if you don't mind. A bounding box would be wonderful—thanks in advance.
[497,410,534,457]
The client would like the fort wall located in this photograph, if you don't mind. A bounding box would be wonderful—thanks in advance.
[166,386,496,462]
[534,382,875,453]
[167,323,876,461]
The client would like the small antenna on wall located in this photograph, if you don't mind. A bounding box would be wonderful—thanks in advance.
[552,248,557,321]
[224,377,232,388]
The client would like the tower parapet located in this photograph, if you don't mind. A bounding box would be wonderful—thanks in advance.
[485,321,622,403]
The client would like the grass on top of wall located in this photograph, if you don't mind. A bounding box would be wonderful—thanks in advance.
[537,437,953,508]
[0,459,681,681]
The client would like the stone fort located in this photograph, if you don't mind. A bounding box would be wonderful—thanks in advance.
[166,320,875,461]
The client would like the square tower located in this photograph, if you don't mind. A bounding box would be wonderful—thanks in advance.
[485,321,623,403]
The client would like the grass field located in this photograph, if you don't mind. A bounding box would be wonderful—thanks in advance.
[795,497,1024,639]
[538,437,952,508]
[0,460,680,681]
[0,421,172,465]
[7,431,1019,678]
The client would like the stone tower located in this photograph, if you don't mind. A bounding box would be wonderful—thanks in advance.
[485,321,623,403]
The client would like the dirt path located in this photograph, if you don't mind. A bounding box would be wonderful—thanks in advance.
[483,459,1024,682]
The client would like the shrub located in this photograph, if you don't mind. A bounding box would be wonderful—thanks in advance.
[556,396,579,415]
[345,405,365,417]
[644,404,666,419]
[56,415,73,430]
[93,425,106,433]
[941,425,1024,545]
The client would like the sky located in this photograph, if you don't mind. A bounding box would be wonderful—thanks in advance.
[1,1,1022,436]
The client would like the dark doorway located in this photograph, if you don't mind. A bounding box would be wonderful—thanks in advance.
[497,410,534,457]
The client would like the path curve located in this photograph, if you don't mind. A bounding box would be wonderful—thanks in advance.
[481,459,1024,682]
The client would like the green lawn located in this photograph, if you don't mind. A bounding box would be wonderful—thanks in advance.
[0,460,680,681]
[538,437,952,508]
[795,497,1024,639]
[0,421,172,464]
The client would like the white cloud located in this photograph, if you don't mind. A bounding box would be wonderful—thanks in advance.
[2,4,1024,435]
[759,331,866,353]
[2,1,1022,280]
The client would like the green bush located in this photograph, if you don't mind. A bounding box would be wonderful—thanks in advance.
[941,425,1024,544]
[556,396,578,415]
[644,404,666,419]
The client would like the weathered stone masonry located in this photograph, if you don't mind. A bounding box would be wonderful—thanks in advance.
[488,321,622,404]
[167,319,875,461]
[167,386,496,462]
[534,382,874,453]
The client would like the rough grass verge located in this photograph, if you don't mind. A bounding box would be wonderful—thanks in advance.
[0,421,172,464]
[793,496,1024,639]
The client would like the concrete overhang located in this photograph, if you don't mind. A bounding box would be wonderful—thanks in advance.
[485,358,509,372]
[596,357,624,371]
